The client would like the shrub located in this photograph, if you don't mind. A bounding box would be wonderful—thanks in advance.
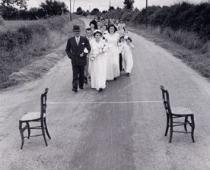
[0,16,4,25]
[101,2,210,40]
[0,15,76,87]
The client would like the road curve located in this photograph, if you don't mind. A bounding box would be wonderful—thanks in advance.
[0,19,210,170]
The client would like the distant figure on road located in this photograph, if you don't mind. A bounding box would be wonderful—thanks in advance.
[65,25,91,92]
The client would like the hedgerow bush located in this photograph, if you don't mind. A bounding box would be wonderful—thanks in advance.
[101,2,210,40]
[0,15,76,87]
[0,16,4,25]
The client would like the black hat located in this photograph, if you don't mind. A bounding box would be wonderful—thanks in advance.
[73,25,80,32]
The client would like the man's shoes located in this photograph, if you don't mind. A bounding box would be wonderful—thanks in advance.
[98,88,103,92]
[79,86,84,90]
[72,88,78,92]
[126,73,130,77]
[114,77,117,80]
[84,77,88,84]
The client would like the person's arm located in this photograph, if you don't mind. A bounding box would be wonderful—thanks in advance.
[81,37,91,57]
[65,39,72,59]
[129,42,134,49]
[85,37,91,53]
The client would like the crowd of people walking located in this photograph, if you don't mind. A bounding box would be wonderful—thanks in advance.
[66,17,134,93]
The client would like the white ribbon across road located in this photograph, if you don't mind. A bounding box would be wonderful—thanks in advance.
[48,100,162,105]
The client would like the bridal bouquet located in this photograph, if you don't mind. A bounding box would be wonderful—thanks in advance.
[90,54,96,61]
[80,47,89,57]
[100,43,107,54]
[83,47,89,54]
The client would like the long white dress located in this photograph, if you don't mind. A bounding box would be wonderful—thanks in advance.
[89,39,108,90]
[105,32,120,80]
[117,23,126,36]
[121,42,134,74]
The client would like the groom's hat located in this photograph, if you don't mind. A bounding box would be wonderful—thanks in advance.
[73,25,80,32]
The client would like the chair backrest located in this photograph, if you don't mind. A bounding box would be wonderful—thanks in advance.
[41,88,48,118]
[160,85,172,116]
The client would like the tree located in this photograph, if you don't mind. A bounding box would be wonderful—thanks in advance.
[90,8,100,15]
[76,7,83,15]
[102,10,107,14]
[40,0,68,16]
[124,0,134,10]
[109,6,115,11]
[1,0,28,9]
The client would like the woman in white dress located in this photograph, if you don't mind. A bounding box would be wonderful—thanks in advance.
[89,30,108,92]
[121,36,134,76]
[105,24,120,80]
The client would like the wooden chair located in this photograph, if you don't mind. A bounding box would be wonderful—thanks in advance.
[160,85,195,143]
[19,88,51,149]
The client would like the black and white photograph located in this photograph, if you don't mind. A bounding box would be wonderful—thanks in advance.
[0,0,210,169]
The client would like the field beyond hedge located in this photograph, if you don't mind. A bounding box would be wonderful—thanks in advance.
[0,15,82,88]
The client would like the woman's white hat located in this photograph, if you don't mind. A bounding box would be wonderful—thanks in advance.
[93,29,102,36]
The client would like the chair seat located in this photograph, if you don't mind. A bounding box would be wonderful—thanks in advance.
[172,107,193,115]
[20,112,45,121]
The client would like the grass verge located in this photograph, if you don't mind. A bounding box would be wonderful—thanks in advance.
[0,15,84,89]
[128,23,210,79]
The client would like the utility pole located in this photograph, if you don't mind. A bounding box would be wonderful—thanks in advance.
[69,0,72,21]
[146,0,148,28]
[73,0,76,13]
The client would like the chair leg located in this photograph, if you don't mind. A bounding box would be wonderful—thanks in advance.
[41,120,48,146]
[44,119,51,139]
[169,118,173,143]
[19,121,24,149]
[191,115,195,143]
[26,122,31,139]
[165,114,169,136]
[184,116,188,133]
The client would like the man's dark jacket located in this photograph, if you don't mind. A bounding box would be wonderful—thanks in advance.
[65,36,91,66]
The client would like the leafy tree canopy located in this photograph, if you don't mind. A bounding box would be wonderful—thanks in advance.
[124,0,134,10]
[1,0,28,9]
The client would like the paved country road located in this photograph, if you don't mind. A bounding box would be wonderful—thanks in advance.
[1,19,210,170]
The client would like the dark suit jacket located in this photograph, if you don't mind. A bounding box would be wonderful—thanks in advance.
[65,36,91,66]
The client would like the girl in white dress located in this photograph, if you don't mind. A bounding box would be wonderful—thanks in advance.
[117,20,126,37]
[101,25,108,39]
[121,36,134,76]
[89,30,108,92]
[105,24,120,80]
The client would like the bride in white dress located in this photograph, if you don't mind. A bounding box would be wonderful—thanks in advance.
[105,24,120,80]
[89,30,108,92]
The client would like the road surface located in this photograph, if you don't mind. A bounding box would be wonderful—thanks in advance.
[1,19,210,170]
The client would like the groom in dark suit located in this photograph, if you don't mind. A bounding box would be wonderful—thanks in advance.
[65,25,91,92]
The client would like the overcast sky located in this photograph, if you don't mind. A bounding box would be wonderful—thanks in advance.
[27,0,209,11]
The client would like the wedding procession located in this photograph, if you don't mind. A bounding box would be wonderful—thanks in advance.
[65,17,134,92]
[2,0,210,169]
